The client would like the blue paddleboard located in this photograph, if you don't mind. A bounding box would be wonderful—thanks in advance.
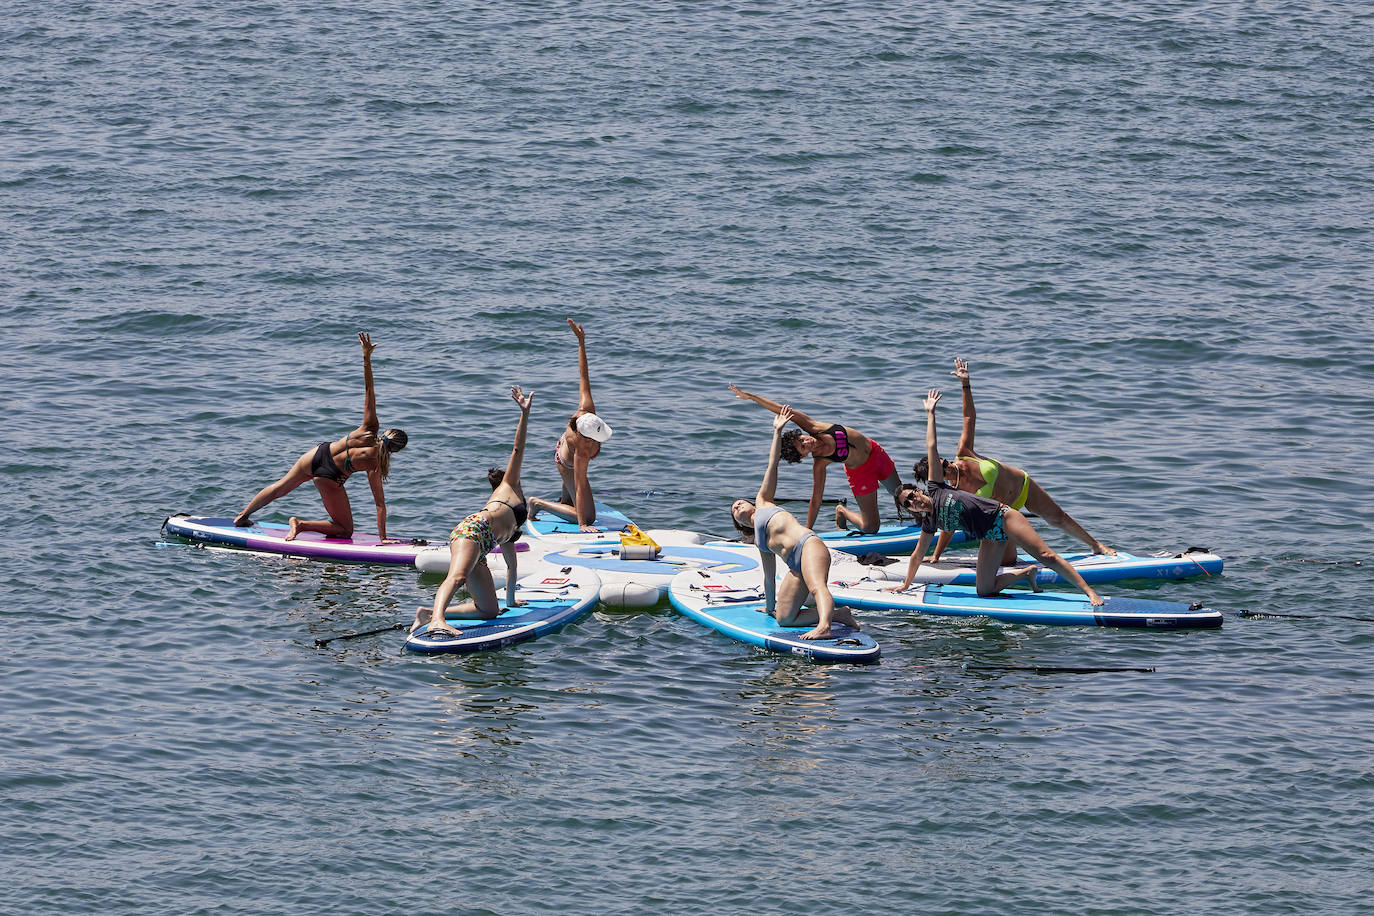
[524,501,635,540]
[816,523,969,556]
[405,567,602,654]
[826,577,1222,629]
[899,548,1224,586]
[668,569,881,664]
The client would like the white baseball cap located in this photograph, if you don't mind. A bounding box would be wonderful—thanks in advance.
[575,413,613,442]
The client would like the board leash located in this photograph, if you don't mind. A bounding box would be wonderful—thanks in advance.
[1239,609,1374,623]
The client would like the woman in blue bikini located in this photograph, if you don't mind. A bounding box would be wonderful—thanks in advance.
[233,332,408,541]
[412,385,534,638]
[913,358,1114,563]
[730,407,862,641]
[890,389,1103,605]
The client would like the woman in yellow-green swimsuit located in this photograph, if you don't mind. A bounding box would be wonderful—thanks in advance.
[912,358,1115,564]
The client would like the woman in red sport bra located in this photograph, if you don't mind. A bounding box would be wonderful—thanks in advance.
[728,384,901,535]
[528,319,612,533]
[233,332,408,542]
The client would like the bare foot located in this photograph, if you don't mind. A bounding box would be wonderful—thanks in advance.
[233,513,253,528]
[833,608,862,630]
[526,498,546,519]
[799,625,833,641]
[1014,565,1043,593]
[834,504,848,530]
[285,517,301,541]
[411,605,460,637]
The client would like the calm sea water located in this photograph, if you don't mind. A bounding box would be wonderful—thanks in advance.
[4,2,1373,913]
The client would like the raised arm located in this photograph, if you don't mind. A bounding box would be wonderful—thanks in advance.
[925,389,945,484]
[568,319,596,414]
[952,357,976,455]
[501,385,534,490]
[728,384,825,434]
[359,332,379,433]
[755,407,792,505]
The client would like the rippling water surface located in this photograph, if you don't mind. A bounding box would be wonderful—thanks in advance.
[4,2,1373,913]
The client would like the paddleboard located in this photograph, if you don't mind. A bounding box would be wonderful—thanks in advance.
[896,548,1224,586]
[826,577,1223,629]
[817,523,969,556]
[524,501,635,541]
[418,538,760,607]
[404,567,601,654]
[162,514,432,565]
[667,569,881,664]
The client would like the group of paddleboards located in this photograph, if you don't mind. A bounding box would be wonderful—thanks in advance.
[161,328,1224,665]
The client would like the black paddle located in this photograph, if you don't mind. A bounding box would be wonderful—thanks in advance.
[314,621,406,647]
[1239,609,1374,623]
[963,664,1155,674]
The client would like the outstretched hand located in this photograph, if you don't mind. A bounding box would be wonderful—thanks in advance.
[510,384,534,411]
[952,357,969,383]
[924,388,942,412]
[566,318,585,341]
[359,331,376,357]
[728,382,749,400]
[773,406,793,431]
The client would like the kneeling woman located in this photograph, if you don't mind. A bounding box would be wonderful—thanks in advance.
[729,384,899,534]
[412,386,534,637]
[890,390,1103,606]
[730,407,863,641]
[234,332,408,541]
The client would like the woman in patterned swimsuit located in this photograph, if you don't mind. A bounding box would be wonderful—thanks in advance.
[889,389,1103,605]
[233,332,408,542]
[412,385,534,638]
[728,384,901,535]
[913,358,1114,564]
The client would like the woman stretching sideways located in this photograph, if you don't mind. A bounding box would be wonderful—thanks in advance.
[728,384,900,534]
[412,385,534,638]
[914,357,1114,563]
[528,319,612,532]
[233,332,408,541]
[891,389,1103,606]
[730,407,863,641]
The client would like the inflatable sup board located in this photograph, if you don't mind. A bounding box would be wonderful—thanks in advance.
[817,522,968,556]
[826,577,1222,629]
[895,548,1224,586]
[668,569,881,664]
[525,501,635,541]
[418,538,761,608]
[405,567,601,654]
[162,514,431,565]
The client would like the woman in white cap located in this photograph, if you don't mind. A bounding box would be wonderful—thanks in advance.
[528,318,612,532]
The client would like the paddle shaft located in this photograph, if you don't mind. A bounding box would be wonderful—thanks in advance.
[314,622,405,647]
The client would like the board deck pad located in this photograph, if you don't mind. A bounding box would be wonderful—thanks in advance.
[668,569,881,664]
[826,577,1222,629]
[816,523,969,556]
[404,567,601,654]
[162,514,431,565]
[524,501,635,540]
[899,549,1224,586]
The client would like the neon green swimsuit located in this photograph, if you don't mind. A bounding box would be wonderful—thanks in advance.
[959,455,1031,511]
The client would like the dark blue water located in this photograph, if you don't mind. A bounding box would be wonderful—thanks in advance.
[4,2,1373,913]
